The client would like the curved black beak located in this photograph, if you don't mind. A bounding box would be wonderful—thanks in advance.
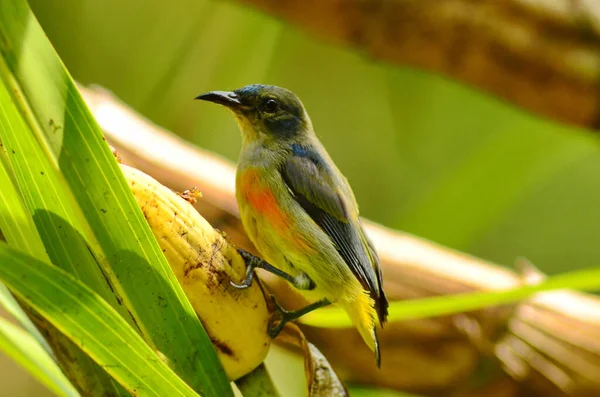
[195,91,242,108]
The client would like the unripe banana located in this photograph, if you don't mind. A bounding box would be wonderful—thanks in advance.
[119,163,271,381]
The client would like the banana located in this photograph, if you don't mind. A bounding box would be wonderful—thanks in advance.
[119,163,271,381]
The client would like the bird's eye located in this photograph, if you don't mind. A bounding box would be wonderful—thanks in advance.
[263,98,279,113]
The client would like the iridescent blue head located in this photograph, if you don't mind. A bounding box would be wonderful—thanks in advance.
[196,84,311,141]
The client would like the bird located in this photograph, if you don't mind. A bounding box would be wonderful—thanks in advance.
[196,84,388,365]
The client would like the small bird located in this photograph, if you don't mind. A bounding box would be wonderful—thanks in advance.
[196,84,388,365]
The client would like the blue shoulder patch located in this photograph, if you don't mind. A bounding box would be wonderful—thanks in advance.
[291,143,308,157]
[290,143,326,168]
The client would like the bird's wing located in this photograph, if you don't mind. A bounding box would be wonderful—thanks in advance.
[359,226,388,324]
[280,145,388,323]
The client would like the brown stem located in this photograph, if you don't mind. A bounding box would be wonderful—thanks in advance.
[235,0,600,129]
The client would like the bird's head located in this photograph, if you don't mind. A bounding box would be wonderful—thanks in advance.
[196,84,312,143]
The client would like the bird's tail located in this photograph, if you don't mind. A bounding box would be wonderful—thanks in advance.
[341,292,381,367]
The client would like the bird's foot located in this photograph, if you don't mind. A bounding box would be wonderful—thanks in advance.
[267,295,292,338]
[231,248,315,290]
[230,248,262,289]
[267,296,332,339]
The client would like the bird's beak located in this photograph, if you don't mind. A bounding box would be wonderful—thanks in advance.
[195,91,242,109]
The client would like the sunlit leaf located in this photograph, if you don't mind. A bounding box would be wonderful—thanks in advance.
[0,244,201,397]
[0,103,129,395]
[0,153,52,351]
[0,1,231,394]
[301,266,600,327]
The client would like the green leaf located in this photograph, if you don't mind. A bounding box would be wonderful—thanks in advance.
[0,243,202,397]
[0,1,231,395]
[301,266,600,327]
[0,316,79,397]
[0,103,129,396]
[0,30,127,324]
[0,153,52,350]
[0,148,46,260]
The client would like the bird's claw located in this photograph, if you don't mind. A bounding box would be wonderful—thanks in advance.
[229,266,254,289]
[229,279,250,289]
[230,249,257,289]
[267,295,290,338]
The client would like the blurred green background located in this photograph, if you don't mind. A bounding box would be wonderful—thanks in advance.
[29,0,600,275]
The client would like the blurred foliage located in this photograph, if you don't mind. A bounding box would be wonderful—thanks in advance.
[349,386,422,397]
[29,0,600,276]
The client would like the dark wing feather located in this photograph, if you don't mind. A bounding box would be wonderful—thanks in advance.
[361,228,388,324]
[281,147,388,323]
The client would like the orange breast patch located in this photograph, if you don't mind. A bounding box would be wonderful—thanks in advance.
[240,169,289,232]
[240,169,316,253]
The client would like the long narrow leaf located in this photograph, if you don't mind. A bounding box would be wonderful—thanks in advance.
[0,1,230,395]
[0,244,201,397]
[0,48,122,313]
[0,153,51,350]
[0,316,79,397]
[301,266,600,327]
[0,69,126,396]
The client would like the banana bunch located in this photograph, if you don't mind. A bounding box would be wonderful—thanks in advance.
[120,163,271,381]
